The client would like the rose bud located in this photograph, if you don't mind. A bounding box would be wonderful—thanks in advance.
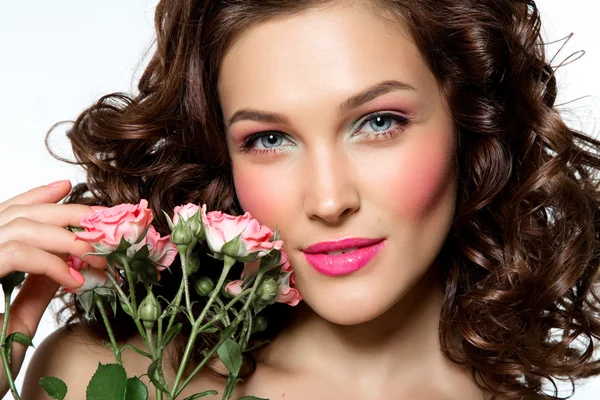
[257,278,278,302]
[139,291,161,330]
[187,254,201,276]
[220,279,235,299]
[171,220,194,246]
[194,276,215,297]
[251,315,268,334]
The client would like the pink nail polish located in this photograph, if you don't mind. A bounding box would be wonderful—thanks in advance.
[47,179,70,188]
[69,267,85,285]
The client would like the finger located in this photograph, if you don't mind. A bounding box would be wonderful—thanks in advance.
[0,241,86,288]
[0,218,107,268]
[0,203,96,228]
[9,274,61,338]
[0,180,72,213]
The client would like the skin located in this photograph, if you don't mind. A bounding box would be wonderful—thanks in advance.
[5,3,543,400]
[217,2,478,399]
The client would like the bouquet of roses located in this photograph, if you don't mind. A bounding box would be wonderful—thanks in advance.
[0,200,301,400]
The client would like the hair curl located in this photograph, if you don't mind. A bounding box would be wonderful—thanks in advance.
[48,0,600,398]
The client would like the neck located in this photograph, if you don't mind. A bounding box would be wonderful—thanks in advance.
[256,265,482,398]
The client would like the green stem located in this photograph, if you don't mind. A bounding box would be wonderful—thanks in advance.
[213,297,231,326]
[0,292,20,400]
[95,297,122,365]
[173,269,265,398]
[170,255,236,397]
[118,256,139,315]
[165,279,185,339]
[105,271,148,344]
[181,250,193,312]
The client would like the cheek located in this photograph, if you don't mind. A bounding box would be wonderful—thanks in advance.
[363,133,455,220]
[232,163,296,229]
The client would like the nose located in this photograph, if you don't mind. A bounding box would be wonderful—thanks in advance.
[303,145,360,224]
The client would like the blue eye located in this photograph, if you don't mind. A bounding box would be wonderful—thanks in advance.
[240,132,293,153]
[368,115,393,131]
[354,112,410,139]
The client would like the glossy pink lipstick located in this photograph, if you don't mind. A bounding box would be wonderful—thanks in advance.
[302,238,386,276]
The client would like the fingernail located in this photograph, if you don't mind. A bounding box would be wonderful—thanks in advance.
[69,267,86,285]
[90,206,109,211]
[47,179,70,188]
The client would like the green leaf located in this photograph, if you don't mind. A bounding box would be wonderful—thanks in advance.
[86,363,127,399]
[161,323,182,349]
[6,331,34,363]
[147,359,169,394]
[125,377,148,400]
[182,391,219,400]
[217,339,242,376]
[39,376,68,400]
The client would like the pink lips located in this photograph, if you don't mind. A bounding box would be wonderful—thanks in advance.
[302,238,386,276]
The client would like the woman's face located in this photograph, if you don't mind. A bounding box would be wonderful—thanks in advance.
[218,3,458,325]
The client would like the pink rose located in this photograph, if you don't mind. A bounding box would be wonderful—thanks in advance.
[172,204,201,226]
[275,285,302,306]
[127,225,178,270]
[65,256,109,295]
[201,210,282,259]
[225,280,244,297]
[75,200,154,253]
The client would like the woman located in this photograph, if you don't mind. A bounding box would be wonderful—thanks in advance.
[1,0,599,399]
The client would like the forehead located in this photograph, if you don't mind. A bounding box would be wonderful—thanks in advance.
[217,3,437,118]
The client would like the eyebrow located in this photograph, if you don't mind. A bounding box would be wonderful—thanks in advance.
[226,79,417,127]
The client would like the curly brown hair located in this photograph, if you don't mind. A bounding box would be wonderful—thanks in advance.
[47,0,600,398]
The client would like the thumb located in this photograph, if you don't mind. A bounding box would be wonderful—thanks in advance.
[9,274,60,339]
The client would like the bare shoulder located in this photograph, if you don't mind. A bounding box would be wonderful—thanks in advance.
[21,323,115,399]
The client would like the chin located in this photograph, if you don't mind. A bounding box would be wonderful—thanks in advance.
[301,282,405,326]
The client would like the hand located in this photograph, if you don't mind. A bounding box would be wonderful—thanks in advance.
[0,180,106,395]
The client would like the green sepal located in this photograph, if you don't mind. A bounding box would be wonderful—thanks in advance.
[259,250,281,273]
[65,225,85,233]
[0,271,25,295]
[78,291,96,319]
[116,236,133,253]
[133,224,152,245]
[120,301,134,317]
[162,209,175,231]
[39,376,68,400]
[221,233,245,259]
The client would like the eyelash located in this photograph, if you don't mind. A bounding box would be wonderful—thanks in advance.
[239,111,411,155]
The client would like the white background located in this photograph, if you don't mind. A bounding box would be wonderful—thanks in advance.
[0,1,599,398]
